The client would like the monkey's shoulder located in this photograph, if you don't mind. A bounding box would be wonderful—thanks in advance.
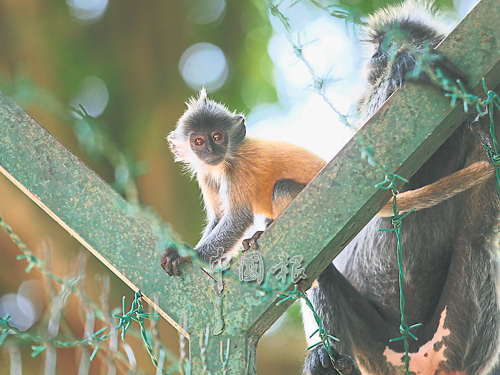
[234,136,326,184]
[239,136,325,163]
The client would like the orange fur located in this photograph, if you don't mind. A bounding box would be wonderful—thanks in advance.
[197,138,495,223]
[201,136,326,219]
[377,161,496,217]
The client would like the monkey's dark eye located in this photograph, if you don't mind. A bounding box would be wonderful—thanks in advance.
[194,138,204,146]
[213,133,223,142]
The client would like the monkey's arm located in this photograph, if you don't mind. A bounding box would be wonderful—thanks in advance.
[195,207,254,261]
[161,210,252,276]
[408,50,468,89]
[377,161,495,217]
[198,214,221,245]
[428,54,468,85]
[161,177,225,276]
[197,176,223,243]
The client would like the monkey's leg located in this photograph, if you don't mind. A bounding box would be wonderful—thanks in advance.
[241,179,306,251]
[420,237,500,375]
[242,219,273,251]
[305,234,500,375]
[242,231,264,251]
[303,263,398,375]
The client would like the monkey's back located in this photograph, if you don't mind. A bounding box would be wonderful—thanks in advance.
[230,136,326,218]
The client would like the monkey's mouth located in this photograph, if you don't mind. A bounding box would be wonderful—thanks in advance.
[204,155,224,166]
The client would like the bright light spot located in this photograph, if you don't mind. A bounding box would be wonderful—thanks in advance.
[18,280,44,323]
[249,95,355,162]
[67,0,108,24]
[179,43,229,92]
[247,3,361,161]
[0,294,36,332]
[71,76,109,118]
[455,0,481,17]
[268,15,359,100]
[185,0,226,25]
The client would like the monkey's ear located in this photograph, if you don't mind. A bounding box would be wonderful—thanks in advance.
[166,132,176,144]
[235,115,246,138]
[236,115,245,127]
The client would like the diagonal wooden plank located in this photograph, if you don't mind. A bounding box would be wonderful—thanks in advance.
[0,99,188,335]
[244,0,500,338]
[0,90,281,372]
[1,0,499,372]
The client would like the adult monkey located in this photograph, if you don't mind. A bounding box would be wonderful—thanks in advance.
[303,1,500,374]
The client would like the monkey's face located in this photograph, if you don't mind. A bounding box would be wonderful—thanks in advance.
[366,27,413,85]
[367,35,391,85]
[365,19,446,86]
[168,89,246,172]
[189,128,228,166]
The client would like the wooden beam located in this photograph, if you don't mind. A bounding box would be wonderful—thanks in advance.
[1,0,499,372]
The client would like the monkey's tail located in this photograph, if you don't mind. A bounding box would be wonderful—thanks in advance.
[377,161,496,217]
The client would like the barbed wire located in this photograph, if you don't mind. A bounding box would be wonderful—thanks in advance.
[2,2,500,374]
[267,2,500,375]
[267,2,412,371]
[277,285,344,374]
[0,214,179,374]
[270,1,407,193]
[0,72,183,246]
[380,198,419,374]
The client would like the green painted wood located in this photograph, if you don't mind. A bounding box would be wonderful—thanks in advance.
[0,91,261,373]
[245,0,500,338]
[1,0,499,372]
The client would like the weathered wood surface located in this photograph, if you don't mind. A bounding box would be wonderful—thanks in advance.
[1,0,499,372]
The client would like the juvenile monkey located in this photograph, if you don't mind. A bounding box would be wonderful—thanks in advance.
[303,1,500,374]
[162,88,494,278]
[161,88,326,275]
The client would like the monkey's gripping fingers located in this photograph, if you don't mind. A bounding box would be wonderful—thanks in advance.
[160,247,192,276]
[420,53,468,90]
[304,345,360,375]
[430,55,468,85]
[242,231,264,251]
[333,355,360,375]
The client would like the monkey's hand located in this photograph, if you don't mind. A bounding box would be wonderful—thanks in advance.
[304,345,360,375]
[411,51,468,90]
[242,231,264,251]
[161,247,192,276]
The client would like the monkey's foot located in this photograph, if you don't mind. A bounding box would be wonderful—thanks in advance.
[333,355,359,375]
[304,345,360,375]
[160,248,192,276]
[242,231,264,251]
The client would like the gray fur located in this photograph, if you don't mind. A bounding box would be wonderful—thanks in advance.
[303,2,500,374]
[165,89,251,263]
[273,179,306,207]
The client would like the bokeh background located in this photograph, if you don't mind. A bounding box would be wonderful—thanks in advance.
[0,0,478,373]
